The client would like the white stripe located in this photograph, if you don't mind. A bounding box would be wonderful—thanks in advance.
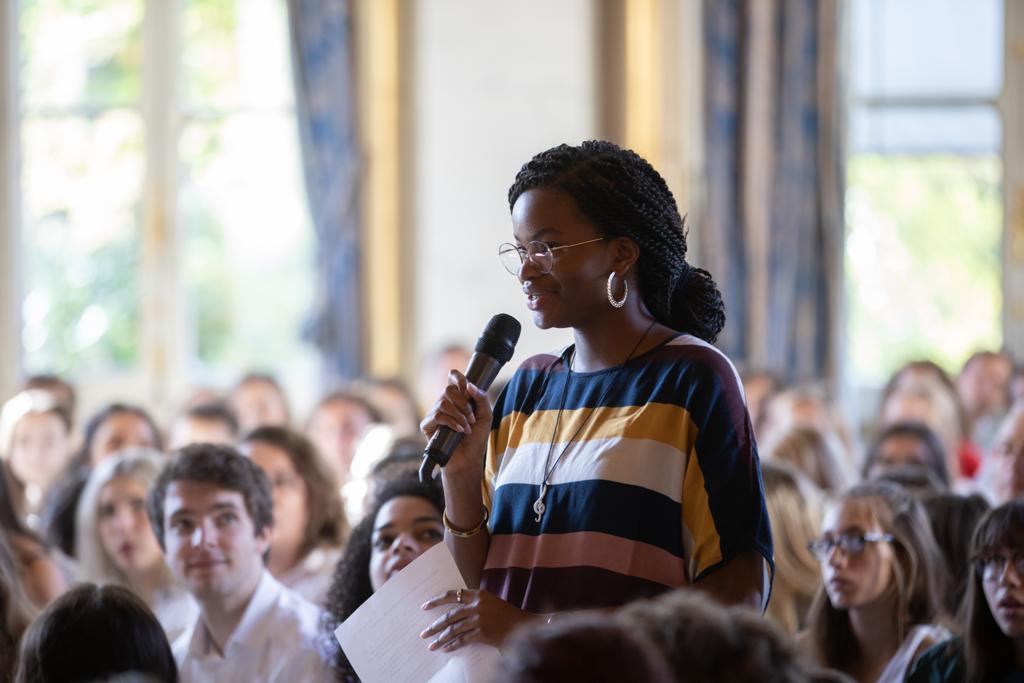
[494,435,688,503]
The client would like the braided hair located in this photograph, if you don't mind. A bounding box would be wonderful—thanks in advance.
[508,140,725,342]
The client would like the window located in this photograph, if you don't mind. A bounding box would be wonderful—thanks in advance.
[845,0,1004,384]
[18,0,317,404]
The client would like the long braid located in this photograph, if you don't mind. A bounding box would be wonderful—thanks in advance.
[508,141,725,342]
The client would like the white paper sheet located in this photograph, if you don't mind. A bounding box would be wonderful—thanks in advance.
[334,543,500,683]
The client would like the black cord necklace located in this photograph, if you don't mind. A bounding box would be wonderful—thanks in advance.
[532,319,659,522]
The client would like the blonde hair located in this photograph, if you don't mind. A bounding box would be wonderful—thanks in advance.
[0,390,69,460]
[75,449,171,588]
[761,461,822,633]
[767,427,848,497]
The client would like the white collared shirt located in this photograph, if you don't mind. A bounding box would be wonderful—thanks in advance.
[174,571,331,683]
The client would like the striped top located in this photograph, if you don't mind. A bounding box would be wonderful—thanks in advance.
[480,334,773,613]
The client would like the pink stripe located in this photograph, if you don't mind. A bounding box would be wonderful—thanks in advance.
[485,531,689,588]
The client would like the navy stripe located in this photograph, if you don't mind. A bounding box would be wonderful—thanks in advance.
[481,565,674,613]
[490,480,685,558]
[496,349,743,422]
[686,360,775,575]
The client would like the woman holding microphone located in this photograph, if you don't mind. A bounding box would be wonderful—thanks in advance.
[420,140,773,653]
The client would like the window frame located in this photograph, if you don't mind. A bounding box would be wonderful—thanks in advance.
[0,0,314,418]
[843,0,1022,387]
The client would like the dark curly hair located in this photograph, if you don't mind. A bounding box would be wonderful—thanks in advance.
[148,443,274,548]
[508,140,725,342]
[322,472,445,682]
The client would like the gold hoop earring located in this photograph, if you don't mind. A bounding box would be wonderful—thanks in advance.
[607,273,627,308]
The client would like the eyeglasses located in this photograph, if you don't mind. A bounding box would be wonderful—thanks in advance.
[497,237,605,276]
[975,553,1024,581]
[807,532,894,560]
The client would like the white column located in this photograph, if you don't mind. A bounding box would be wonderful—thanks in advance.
[140,0,184,417]
[0,0,22,402]
[1004,1,1024,359]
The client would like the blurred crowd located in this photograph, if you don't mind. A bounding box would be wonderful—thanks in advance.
[2,345,1024,682]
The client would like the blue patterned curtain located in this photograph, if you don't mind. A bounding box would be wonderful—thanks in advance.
[287,0,363,383]
[702,0,844,383]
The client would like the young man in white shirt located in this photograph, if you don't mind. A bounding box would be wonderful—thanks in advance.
[149,443,331,682]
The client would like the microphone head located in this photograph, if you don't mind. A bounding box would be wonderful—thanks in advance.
[475,314,521,363]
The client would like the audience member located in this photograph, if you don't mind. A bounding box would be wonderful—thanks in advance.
[148,443,329,681]
[909,499,1024,681]
[616,589,816,682]
[230,372,291,434]
[922,493,991,618]
[958,350,1013,452]
[0,531,34,683]
[984,401,1024,505]
[21,374,77,430]
[806,481,950,682]
[358,377,422,436]
[759,383,855,473]
[0,466,66,607]
[239,426,347,604]
[323,472,445,681]
[418,343,472,416]
[762,461,823,634]
[306,390,381,489]
[0,390,72,523]
[366,434,428,492]
[740,369,782,438]
[169,402,238,450]
[493,614,674,683]
[879,360,975,481]
[767,426,849,497]
[75,449,198,641]
[39,403,163,558]
[873,465,946,501]
[1012,365,1024,405]
[15,583,176,683]
[861,422,950,491]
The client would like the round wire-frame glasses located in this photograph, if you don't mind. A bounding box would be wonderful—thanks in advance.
[497,237,605,276]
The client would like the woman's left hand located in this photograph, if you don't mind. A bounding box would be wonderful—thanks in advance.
[419,588,539,652]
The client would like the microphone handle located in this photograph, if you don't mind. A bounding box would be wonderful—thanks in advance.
[422,352,504,473]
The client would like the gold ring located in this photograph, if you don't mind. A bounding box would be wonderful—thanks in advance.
[456,589,463,604]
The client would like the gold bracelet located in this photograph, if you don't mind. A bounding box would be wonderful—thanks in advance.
[443,508,489,538]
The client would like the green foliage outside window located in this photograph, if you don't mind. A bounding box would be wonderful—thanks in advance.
[845,154,1002,384]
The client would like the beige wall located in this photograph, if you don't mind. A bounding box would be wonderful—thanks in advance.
[406,0,598,376]
[0,0,20,404]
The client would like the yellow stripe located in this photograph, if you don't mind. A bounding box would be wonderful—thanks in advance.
[492,402,699,454]
[681,444,723,579]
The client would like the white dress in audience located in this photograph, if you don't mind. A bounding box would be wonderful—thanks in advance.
[173,571,330,683]
[876,624,950,683]
[279,545,342,606]
[152,584,199,644]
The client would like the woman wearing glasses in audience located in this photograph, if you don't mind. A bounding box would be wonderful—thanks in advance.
[805,481,950,683]
[908,499,1024,682]
[419,141,772,653]
[239,426,348,604]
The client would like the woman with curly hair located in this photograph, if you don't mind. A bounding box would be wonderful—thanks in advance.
[322,472,445,682]
[420,140,772,654]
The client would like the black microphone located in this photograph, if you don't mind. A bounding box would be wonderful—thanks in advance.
[420,314,521,482]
